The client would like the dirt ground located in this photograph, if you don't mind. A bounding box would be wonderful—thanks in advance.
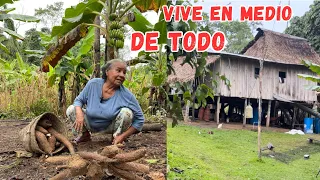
[181,119,291,133]
[0,119,166,180]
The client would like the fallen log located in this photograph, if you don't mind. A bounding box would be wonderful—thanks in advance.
[141,123,162,132]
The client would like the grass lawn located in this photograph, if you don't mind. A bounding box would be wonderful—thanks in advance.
[167,124,320,180]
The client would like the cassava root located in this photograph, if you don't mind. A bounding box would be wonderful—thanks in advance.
[35,130,52,155]
[46,145,150,180]
[47,127,75,154]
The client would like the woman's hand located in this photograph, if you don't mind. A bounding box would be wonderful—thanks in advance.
[112,126,138,144]
[73,106,85,133]
[112,134,126,145]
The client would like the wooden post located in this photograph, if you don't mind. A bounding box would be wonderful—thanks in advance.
[184,100,190,122]
[291,107,298,129]
[258,59,263,160]
[192,94,195,121]
[216,96,221,124]
[266,100,271,128]
[243,99,247,127]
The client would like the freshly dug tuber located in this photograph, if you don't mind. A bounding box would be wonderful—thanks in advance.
[46,154,88,170]
[100,144,122,157]
[46,145,151,180]
[77,151,117,163]
[47,127,75,154]
[55,141,61,148]
[86,161,104,180]
[50,169,72,180]
[46,155,88,180]
[48,136,56,153]
[113,162,149,173]
[38,119,53,128]
[35,130,52,154]
[36,125,50,136]
[108,165,144,180]
[113,148,146,163]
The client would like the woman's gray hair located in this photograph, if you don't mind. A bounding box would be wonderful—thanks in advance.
[101,59,127,80]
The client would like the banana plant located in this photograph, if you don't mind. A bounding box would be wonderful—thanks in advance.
[0,0,40,54]
[298,60,320,91]
[0,52,38,90]
[41,0,167,72]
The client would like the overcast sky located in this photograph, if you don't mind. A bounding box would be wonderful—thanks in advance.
[9,0,314,34]
[192,0,313,34]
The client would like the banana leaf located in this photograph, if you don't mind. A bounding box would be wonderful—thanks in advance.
[0,14,40,22]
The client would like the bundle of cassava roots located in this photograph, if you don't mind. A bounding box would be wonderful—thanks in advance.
[46,145,149,180]
[35,120,150,180]
[35,119,75,155]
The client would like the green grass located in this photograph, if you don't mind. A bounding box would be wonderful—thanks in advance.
[167,124,320,180]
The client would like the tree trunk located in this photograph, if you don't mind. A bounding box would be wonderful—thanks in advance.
[243,99,247,127]
[71,75,80,103]
[266,100,271,128]
[93,16,101,78]
[141,123,162,132]
[58,75,67,118]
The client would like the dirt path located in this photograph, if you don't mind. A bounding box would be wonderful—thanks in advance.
[0,120,166,179]
[176,119,291,133]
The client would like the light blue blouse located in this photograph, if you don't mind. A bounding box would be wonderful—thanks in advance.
[73,78,144,132]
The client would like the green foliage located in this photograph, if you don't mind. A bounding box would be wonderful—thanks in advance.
[0,0,14,7]
[0,1,39,57]
[123,65,151,111]
[298,60,320,91]
[285,1,320,53]
[21,28,46,65]
[0,14,40,22]
[144,108,167,123]
[51,0,104,37]
[30,98,51,116]
[127,7,153,32]
[0,53,38,89]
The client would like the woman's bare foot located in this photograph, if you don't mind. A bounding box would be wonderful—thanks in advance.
[73,131,91,144]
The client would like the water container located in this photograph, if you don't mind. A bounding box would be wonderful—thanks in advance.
[304,118,314,134]
[250,107,259,124]
[314,118,320,134]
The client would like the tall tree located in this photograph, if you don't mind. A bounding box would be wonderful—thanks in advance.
[0,1,39,59]
[34,2,64,27]
[285,1,320,53]
[21,28,45,65]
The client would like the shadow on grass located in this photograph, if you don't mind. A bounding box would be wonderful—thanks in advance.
[262,143,320,164]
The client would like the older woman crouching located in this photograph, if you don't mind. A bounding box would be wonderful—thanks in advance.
[66,59,144,145]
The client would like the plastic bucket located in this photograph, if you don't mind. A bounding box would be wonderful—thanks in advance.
[304,118,314,134]
[19,112,67,154]
[314,118,320,134]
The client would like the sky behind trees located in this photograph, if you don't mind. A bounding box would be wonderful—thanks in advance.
[10,0,314,35]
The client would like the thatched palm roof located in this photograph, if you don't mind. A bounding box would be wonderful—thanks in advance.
[167,55,219,83]
[241,28,320,65]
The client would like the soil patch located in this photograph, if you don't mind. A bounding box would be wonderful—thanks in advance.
[0,119,166,179]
